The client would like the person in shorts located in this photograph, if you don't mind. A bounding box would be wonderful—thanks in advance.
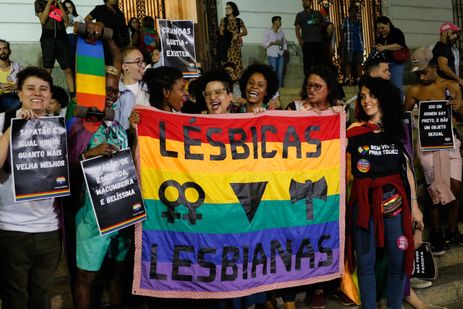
[35,0,75,97]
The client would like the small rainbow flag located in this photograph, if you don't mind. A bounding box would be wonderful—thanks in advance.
[73,36,106,133]
[133,107,346,299]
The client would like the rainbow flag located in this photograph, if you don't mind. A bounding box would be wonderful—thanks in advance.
[133,107,346,299]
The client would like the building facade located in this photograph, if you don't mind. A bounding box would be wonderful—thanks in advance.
[0,0,457,79]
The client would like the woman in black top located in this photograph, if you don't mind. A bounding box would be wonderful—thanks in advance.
[85,0,129,47]
[347,77,423,309]
[375,16,407,96]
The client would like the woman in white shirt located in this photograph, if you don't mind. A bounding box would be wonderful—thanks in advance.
[0,66,61,309]
[114,46,150,129]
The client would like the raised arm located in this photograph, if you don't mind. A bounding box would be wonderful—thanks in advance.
[36,0,53,25]
[0,128,9,168]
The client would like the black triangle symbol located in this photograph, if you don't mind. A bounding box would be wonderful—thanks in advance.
[230,182,268,223]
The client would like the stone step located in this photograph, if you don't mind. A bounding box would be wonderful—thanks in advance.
[292,264,463,309]
[410,264,463,308]
[436,245,463,269]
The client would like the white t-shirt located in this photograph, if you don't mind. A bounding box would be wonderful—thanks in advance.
[66,14,84,34]
[125,82,150,106]
[0,111,59,233]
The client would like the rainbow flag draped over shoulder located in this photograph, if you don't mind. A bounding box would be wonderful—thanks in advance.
[133,107,346,299]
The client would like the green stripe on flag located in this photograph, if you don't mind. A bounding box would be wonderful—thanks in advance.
[142,195,340,233]
[76,55,106,76]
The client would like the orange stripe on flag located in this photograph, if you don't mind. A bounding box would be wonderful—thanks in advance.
[76,93,106,109]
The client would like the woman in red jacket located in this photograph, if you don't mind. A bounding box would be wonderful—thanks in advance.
[346,77,423,309]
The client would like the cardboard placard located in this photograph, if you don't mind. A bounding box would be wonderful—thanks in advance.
[81,148,146,235]
[418,100,454,151]
[10,117,70,201]
[158,19,198,78]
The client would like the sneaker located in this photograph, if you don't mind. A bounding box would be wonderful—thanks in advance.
[334,290,355,306]
[429,229,449,256]
[410,277,432,289]
[309,289,326,309]
[445,229,463,245]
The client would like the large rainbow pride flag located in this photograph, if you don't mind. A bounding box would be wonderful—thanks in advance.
[133,107,346,298]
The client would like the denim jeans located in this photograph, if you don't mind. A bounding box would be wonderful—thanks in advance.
[354,209,406,309]
[389,62,405,99]
[0,93,20,113]
[268,55,284,88]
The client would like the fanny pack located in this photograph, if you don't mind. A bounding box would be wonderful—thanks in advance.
[381,189,402,217]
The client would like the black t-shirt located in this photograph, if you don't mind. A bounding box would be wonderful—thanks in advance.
[34,0,67,39]
[376,27,406,63]
[432,41,456,80]
[89,5,129,48]
[348,131,403,179]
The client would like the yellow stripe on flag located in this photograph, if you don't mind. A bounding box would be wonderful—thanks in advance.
[140,168,340,202]
[139,136,340,173]
[76,73,106,96]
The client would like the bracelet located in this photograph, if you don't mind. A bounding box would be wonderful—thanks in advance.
[105,66,119,76]
[411,196,417,200]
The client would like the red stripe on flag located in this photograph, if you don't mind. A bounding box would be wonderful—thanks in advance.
[76,93,106,109]
[137,108,340,143]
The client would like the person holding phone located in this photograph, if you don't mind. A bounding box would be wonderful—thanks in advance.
[34,0,75,98]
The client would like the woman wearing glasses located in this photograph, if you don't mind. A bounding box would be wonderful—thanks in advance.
[197,70,234,115]
[287,65,344,112]
[114,46,149,130]
[281,66,345,309]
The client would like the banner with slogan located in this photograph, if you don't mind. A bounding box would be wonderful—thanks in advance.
[10,117,70,202]
[132,107,346,299]
[158,19,198,77]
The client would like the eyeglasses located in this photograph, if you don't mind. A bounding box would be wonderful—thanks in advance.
[106,86,121,99]
[202,88,228,99]
[306,82,326,92]
[124,59,146,67]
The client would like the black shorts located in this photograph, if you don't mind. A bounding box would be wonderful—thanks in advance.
[40,36,71,69]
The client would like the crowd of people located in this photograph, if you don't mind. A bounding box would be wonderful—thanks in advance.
[0,1,463,309]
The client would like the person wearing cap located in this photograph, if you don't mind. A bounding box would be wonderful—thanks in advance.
[405,47,463,256]
[432,22,463,87]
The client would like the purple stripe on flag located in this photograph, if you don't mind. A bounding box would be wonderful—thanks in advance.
[138,249,340,292]
[141,222,339,264]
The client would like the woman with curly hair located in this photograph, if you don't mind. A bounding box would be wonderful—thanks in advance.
[142,66,185,112]
[346,77,423,309]
[287,65,344,112]
[238,63,278,113]
[218,1,248,81]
